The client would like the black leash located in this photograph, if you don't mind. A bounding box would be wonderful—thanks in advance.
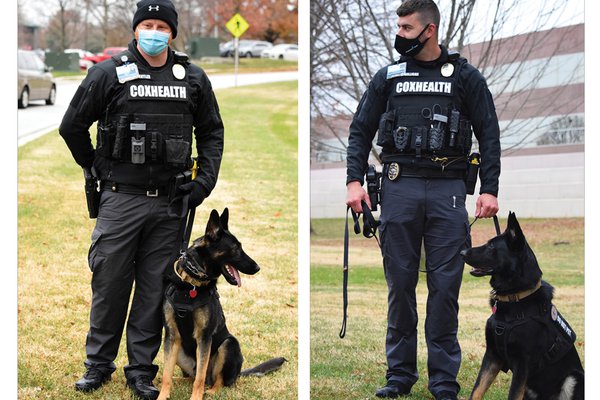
[340,202,500,338]
[340,201,380,338]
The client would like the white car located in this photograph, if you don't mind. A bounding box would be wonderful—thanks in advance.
[262,44,298,60]
[238,40,273,58]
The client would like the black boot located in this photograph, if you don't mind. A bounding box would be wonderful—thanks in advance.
[74,368,111,392]
[375,382,411,398]
[126,375,160,400]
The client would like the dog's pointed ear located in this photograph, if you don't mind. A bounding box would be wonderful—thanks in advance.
[205,209,222,241]
[220,208,229,230]
[506,211,525,250]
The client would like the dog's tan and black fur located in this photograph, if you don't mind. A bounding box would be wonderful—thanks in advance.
[158,209,284,400]
[461,212,583,400]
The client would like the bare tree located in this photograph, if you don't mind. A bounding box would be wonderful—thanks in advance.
[311,0,583,160]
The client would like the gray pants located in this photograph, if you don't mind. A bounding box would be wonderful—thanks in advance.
[84,190,183,379]
[379,175,470,396]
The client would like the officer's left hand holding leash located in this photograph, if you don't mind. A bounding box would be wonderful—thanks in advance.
[475,193,499,218]
[176,180,208,209]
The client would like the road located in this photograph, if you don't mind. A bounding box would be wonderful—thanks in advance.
[17,70,298,147]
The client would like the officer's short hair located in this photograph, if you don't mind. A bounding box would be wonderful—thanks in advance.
[396,0,441,29]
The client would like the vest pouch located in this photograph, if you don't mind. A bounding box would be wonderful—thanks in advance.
[376,110,396,150]
[458,118,473,154]
[96,123,114,158]
[393,126,410,152]
[410,126,428,157]
[164,138,190,167]
[428,125,444,152]
[146,131,163,163]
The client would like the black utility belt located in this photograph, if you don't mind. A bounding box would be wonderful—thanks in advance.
[96,124,192,168]
[383,163,466,179]
[101,181,169,197]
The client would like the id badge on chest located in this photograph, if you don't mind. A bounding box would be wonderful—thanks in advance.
[116,63,140,84]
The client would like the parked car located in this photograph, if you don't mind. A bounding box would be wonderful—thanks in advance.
[65,48,95,70]
[262,44,298,60]
[238,40,273,58]
[18,49,56,109]
[219,40,234,57]
[283,47,298,61]
[82,47,127,65]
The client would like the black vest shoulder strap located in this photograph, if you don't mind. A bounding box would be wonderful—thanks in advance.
[173,51,191,66]
[111,50,136,67]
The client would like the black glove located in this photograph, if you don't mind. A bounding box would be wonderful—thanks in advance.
[176,180,208,209]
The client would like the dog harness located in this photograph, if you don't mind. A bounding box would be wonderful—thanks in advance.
[164,281,218,316]
[489,283,576,372]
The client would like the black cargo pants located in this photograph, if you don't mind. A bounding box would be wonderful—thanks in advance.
[84,190,183,379]
[379,174,470,396]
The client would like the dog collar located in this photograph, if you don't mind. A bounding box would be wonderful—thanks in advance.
[173,254,212,288]
[491,280,542,302]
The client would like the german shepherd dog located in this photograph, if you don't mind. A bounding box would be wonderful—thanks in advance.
[460,212,584,400]
[158,209,286,400]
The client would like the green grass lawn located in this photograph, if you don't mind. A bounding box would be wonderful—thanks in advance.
[310,216,584,399]
[18,81,298,399]
[52,58,297,79]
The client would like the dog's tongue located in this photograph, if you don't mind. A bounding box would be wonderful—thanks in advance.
[228,265,242,287]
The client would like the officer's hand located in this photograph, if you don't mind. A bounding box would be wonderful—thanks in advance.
[346,181,370,213]
[177,180,207,209]
[475,193,499,218]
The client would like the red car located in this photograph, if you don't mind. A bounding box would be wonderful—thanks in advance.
[83,47,127,65]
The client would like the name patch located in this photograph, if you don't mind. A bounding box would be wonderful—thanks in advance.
[396,80,453,95]
[129,84,188,100]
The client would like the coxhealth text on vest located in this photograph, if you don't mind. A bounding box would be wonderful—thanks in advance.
[396,81,452,94]
[130,84,187,99]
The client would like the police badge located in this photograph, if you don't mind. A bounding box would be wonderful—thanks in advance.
[388,162,400,181]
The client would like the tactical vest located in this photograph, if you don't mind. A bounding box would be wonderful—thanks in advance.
[95,50,195,186]
[377,52,473,163]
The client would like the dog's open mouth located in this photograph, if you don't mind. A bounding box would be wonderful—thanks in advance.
[469,266,494,277]
[223,265,242,287]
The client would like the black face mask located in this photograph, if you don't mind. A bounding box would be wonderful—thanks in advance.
[394,24,430,57]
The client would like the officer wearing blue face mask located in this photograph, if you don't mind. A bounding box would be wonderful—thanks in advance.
[59,0,224,398]
[346,0,500,399]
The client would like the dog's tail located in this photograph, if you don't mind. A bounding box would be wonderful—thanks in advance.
[239,357,288,377]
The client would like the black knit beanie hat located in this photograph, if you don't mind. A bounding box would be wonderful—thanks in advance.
[132,0,178,39]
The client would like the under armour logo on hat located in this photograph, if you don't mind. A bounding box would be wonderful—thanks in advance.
[133,0,179,38]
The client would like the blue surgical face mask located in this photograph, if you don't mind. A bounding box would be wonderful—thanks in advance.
[137,29,170,56]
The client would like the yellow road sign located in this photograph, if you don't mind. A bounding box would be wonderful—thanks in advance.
[226,13,250,38]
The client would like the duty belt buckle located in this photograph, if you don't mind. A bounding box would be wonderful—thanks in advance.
[146,189,159,197]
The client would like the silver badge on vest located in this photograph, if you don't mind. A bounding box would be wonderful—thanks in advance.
[388,162,400,181]
[441,63,454,77]
[172,64,186,80]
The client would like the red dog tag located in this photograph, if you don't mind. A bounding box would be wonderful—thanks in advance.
[189,289,197,299]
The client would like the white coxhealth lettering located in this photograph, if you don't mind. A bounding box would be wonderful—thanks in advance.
[130,84,187,99]
[396,81,452,94]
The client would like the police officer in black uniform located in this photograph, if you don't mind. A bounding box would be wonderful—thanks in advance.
[59,1,224,398]
[345,1,500,399]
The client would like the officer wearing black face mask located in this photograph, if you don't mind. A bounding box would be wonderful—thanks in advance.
[59,0,224,398]
[346,1,500,399]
